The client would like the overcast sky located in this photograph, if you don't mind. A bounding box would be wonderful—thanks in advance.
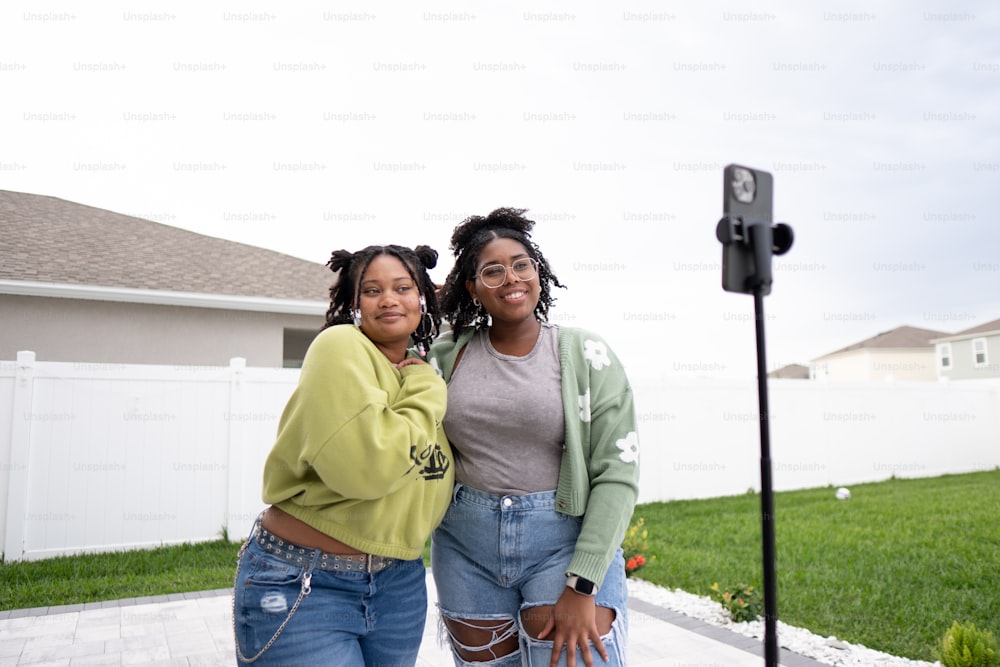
[3,0,998,381]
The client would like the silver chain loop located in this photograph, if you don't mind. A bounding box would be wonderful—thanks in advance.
[232,538,313,664]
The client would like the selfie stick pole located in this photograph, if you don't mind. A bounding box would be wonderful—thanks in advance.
[748,220,780,667]
[718,211,793,667]
[753,284,778,667]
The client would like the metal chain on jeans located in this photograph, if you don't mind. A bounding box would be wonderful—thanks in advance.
[232,537,313,664]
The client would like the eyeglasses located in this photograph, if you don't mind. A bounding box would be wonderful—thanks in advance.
[476,258,538,288]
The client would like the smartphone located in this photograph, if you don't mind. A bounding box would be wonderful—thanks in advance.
[718,164,774,295]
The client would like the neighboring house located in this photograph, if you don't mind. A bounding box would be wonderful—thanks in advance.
[931,318,1000,380]
[1,190,332,367]
[809,325,950,382]
[768,363,810,379]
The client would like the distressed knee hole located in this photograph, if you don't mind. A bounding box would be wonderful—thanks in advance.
[439,613,519,662]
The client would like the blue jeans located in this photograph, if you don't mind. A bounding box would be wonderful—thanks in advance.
[233,521,428,667]
[431,484,628,666]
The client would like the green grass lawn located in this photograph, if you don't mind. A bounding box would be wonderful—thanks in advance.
[0,539,241,610]
[633,469,1000,662]
[2,470,997,662]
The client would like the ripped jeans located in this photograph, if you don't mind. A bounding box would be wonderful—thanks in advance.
[232,520,428,666]
[431,485,628,666]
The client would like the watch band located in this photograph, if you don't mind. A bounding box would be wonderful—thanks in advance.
[565,574,598,596]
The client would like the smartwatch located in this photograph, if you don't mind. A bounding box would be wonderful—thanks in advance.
[565,574,598,596]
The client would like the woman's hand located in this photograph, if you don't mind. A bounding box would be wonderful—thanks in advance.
[394,357,427,370]
[536,589,609,667]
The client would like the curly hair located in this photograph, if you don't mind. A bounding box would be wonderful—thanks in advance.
[323,244,442,355]
[440,207,565,339]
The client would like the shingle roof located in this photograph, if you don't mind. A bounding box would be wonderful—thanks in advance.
[768,363,810,379]
[930,317,1000,343]
[952,318,1000,336]
[815,325,951,360]
[0,190,332,301]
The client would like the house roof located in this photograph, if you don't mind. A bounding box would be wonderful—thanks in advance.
[813,325,951,361]
[0,190,332,303]
[767,363,810,379]
[930,317,1000,343]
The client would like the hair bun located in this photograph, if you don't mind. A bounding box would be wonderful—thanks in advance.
[326,249,354,274]
[413,245,439,270]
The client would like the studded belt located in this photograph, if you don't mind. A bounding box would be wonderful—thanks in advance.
[255,524,395,574]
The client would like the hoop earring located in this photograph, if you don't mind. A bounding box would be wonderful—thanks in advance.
[352,309,362,327]
[419,295,427,313]
[413,312,434,340]
[472,297,481,308]
[413,314,434,357]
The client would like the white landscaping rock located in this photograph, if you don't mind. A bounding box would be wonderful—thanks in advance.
[627,578,940,667]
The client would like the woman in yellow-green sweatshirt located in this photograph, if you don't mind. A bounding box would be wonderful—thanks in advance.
[233,244,454,667]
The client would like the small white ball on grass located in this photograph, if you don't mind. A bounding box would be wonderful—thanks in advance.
[835,487,851,500]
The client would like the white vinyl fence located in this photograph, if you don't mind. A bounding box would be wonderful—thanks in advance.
[2,352,999,561]
[2,352,297,562]
[631,375,1000,503]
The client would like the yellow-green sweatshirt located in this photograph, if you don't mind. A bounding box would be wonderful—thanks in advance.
[262,324,453,560]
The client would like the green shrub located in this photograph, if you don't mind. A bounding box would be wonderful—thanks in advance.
[709,582,763,623]
[935,621,999,667]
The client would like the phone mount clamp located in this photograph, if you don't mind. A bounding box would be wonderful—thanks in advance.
[715,216,794,295]
[715,164,794,667]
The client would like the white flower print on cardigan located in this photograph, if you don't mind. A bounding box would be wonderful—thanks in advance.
[583,339,610,370]
[578,388,591,422]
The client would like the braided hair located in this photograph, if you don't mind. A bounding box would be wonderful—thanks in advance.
[323,244,442,355]
[440,207,565,340]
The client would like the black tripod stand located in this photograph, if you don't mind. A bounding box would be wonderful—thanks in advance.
[715,164,794,667]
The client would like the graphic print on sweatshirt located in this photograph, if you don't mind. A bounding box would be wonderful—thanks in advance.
[408,441,450,480]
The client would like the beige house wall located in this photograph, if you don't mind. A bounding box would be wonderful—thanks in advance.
[812,351,871,381]
[1,294,324,367]
[812,349,936,381]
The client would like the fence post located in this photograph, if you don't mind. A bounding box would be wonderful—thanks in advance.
[225,357,247,541]
[3,351,36,562]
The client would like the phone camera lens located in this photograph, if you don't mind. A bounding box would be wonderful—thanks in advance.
[732,168,756,203]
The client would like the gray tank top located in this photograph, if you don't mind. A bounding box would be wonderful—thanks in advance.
[444,323,565,495]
